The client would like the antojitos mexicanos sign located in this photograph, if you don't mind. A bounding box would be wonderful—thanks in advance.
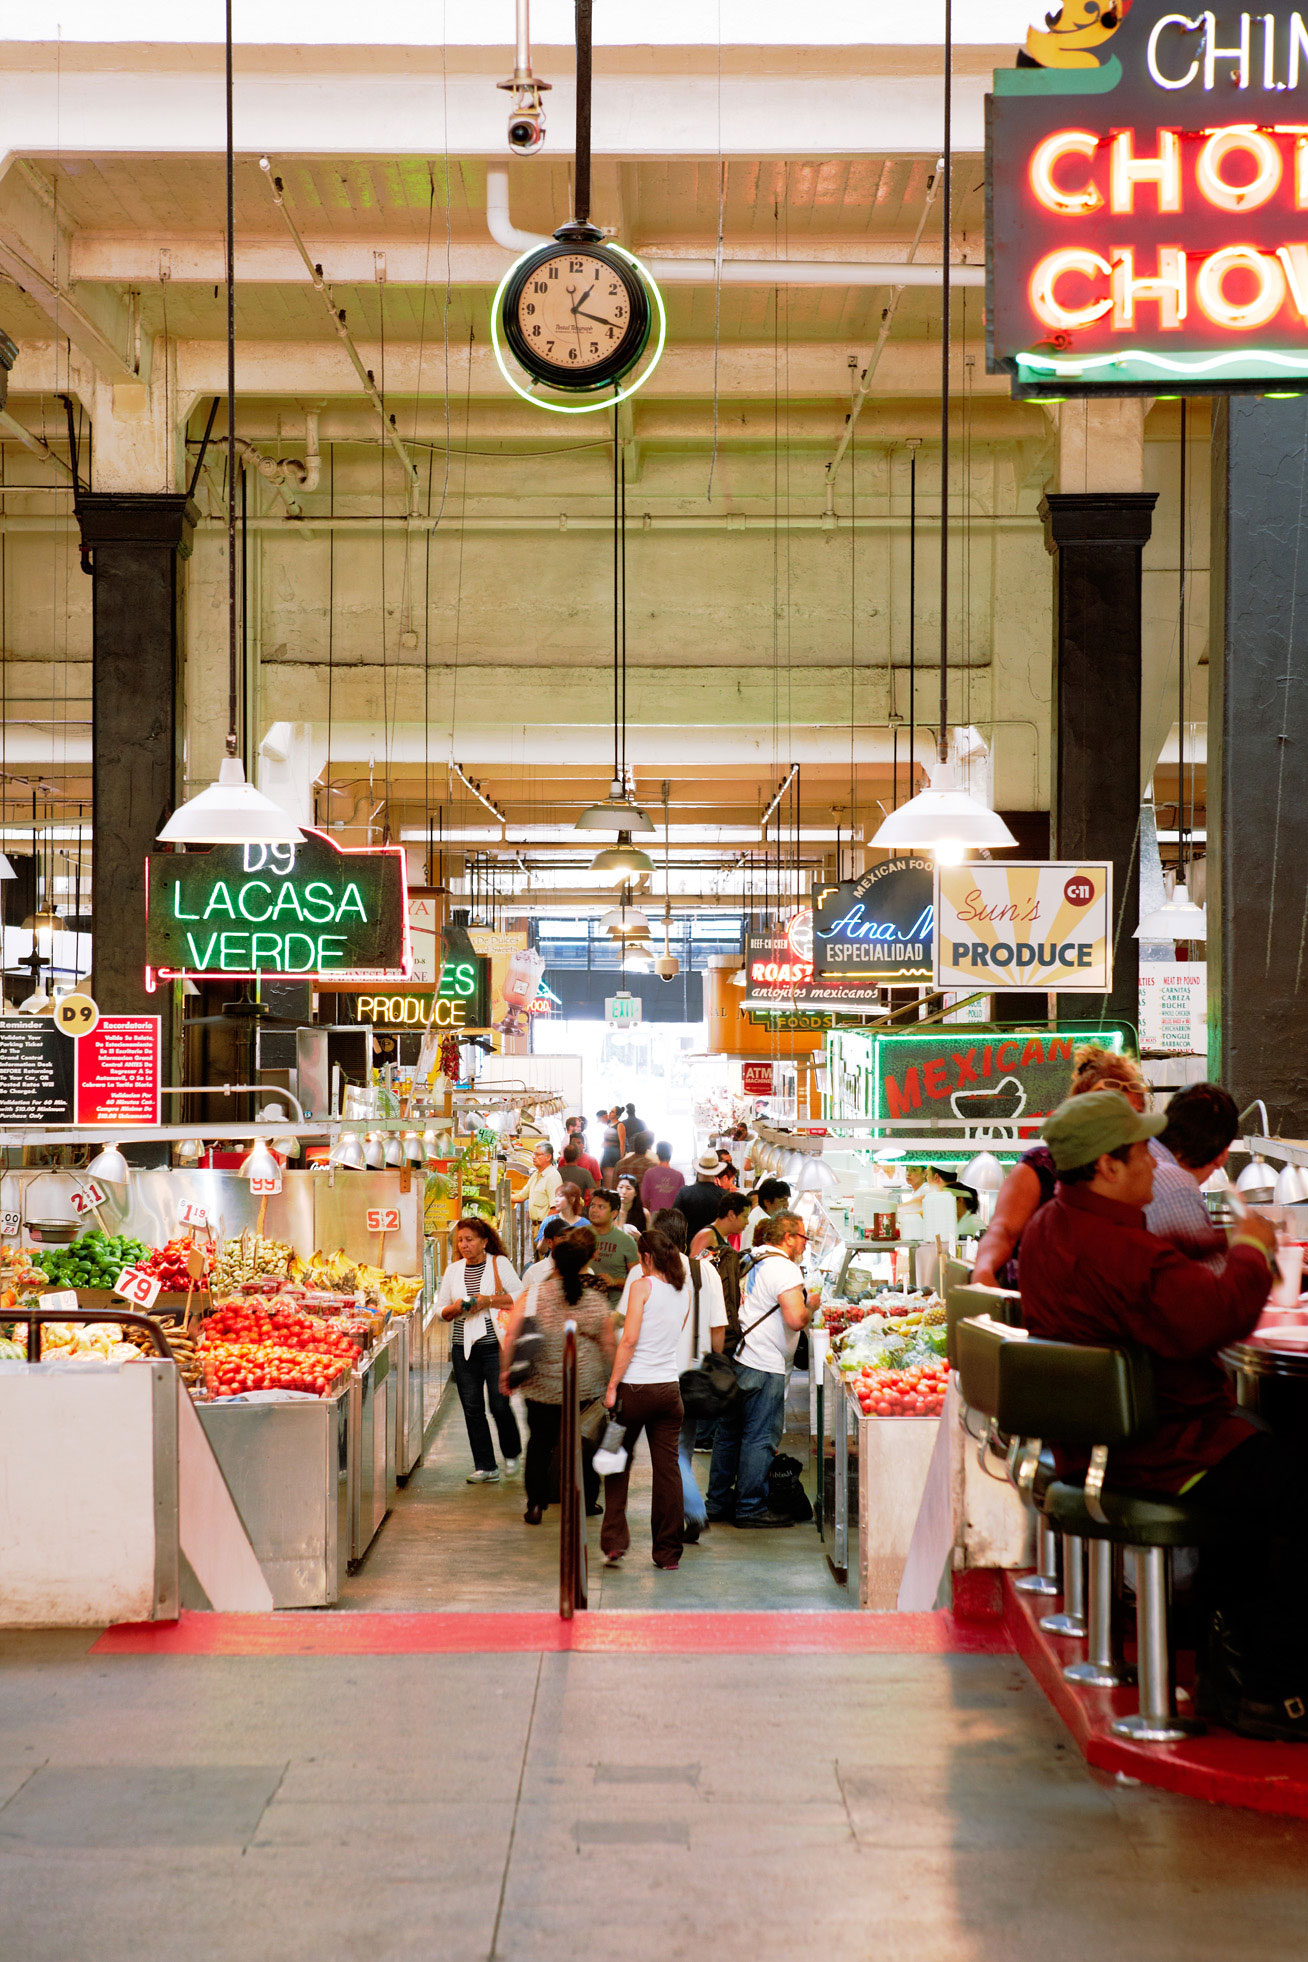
[988,2,1308,395]
[934,862,1113,992]
[146,831,410,984]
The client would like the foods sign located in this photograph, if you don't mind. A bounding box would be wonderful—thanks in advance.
[146,830,410,983]
[988,3,1308,396]
[934,862,1113,992]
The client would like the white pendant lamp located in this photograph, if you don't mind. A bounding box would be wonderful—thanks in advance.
[86,1140,130,1185]
[403,1130,425,1164]
[601,903,651,937]
[1275,1161,1308,1206]
[1135,882,1207,941]
[871,760,1017,860]
[177,1136,204,1163]
[159,753,303,846]
[0,854,13,879]
[577,784,655,834]
[1236,1155,1275,1201]
[332,1132,366,1171]
[384,1134,404,1167]
[241,1139,282,1184]
[961,1150,1006,1194]
[363,1133,385,1169]
[591,832,654,880]
[157,11,302,852]
[792,1153,838,1194]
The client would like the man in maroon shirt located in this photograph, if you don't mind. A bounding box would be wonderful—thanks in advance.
[559,1114,601,1185]
[1020,1092,1307,1740]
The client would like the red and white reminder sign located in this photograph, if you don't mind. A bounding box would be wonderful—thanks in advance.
[74,1017,162,1125]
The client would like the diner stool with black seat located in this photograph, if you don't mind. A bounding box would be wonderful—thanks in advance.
[947,1281,1066,1605]
[958,1315,1214,1744]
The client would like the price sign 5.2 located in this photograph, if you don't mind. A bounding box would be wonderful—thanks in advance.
[366,1207,401,1233]
[114,1266,162,1309]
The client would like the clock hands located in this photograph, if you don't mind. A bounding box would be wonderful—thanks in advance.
[573,307,617,328]
[569,282,596,315]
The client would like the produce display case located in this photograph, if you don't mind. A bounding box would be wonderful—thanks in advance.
[197,1388,350,1608]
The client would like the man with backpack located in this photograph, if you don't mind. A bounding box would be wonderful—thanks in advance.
[690,1192,749,1328]
[705,1212,813,1528]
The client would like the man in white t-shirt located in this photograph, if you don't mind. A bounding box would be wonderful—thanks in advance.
[706,1212,812,1527]
[646,1207,729,1541]
[525,1142,562,1227]
[743,1177,790,1249]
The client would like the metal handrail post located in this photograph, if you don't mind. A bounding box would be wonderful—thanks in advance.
[559,1319,588,1617]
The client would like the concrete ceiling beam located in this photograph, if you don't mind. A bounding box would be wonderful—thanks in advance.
[0,159,141,385]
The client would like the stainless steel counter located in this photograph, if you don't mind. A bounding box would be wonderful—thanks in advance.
[348,1335,395,1563]
[196,1389,350,1608]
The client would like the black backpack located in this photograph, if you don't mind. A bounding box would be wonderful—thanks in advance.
[766,1452,813,1523]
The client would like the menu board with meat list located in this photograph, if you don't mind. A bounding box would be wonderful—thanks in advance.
[0,1021,74,1123]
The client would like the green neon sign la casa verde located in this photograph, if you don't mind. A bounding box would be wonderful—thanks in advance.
[145,829,411,984]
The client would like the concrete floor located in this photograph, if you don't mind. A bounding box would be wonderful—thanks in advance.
[2,1636,1307,1961]
[4,1384,1307,1957]
[341,1375,856,1613]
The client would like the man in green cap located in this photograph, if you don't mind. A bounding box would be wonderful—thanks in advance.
[1018,1089,1305,1740]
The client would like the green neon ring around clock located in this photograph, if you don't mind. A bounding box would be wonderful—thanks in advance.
[490,242,666,414]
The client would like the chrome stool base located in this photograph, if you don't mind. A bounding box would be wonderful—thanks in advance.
[1111,1712,1205,1745]
[1041,1610,1088,1639]
[1040,1533,1086,1639]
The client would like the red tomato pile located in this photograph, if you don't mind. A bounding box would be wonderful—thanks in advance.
[853,1359,951,1417]
[202,1342,350,1399]
[139,1237,212,1290]
[198,1301,360,1399]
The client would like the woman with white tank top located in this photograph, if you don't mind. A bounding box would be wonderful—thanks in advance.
[601,1227,689,1571]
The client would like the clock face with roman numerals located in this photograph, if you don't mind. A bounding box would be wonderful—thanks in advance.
[501,240,652,391]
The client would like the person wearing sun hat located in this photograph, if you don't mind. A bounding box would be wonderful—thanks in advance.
[1016,1090,1308,1743]
[675,1150,740,1242]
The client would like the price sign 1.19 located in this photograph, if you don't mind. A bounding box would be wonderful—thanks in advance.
[366,1207,401,1233]
[179,1201,209,1228]
[114,1266,162,1310]
[250,1174,282,1198]
[71,1182,107,1215]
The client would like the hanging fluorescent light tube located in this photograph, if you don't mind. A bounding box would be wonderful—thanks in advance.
[452,762,507,822]
[759,764,799,832]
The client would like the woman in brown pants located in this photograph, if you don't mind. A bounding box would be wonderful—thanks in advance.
[601,1228,688,1571]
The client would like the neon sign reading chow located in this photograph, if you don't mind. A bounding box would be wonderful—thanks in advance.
[988,3,1308,394]
[145,831,410,983]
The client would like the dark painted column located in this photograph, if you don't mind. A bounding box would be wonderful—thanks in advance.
[1209,398,1308,1134]
[1040,492,1157,1035]
[76,493,197,1070]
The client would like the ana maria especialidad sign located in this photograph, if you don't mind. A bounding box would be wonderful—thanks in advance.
[934,862,1113,993]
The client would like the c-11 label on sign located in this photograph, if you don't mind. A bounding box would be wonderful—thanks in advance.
[366,1207,401,1233]
[114,1267,162,1309]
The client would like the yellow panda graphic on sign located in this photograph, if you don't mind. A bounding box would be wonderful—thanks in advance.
[1023,0,1129,69]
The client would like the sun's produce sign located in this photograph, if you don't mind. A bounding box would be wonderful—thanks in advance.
[988,2,1308,396]
[146,830,410,984]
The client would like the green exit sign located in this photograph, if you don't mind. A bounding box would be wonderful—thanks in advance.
[146,830,410,982]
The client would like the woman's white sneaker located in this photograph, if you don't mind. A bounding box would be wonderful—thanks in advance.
[503,1457,520,1476]
[466,1468,501,1483]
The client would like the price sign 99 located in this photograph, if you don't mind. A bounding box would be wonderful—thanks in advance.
[114,1266,162,1309]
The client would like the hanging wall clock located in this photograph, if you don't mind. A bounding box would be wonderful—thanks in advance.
[500,236,651,391]
[489,0,665,414]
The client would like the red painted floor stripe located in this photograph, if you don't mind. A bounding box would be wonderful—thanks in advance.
[91,1608,1013,1659]
[1005,1573,1308,1819]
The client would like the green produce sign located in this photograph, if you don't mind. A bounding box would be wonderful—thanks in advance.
[146,830,410,983]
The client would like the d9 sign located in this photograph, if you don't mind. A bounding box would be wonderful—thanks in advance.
[115,1266,162,1309]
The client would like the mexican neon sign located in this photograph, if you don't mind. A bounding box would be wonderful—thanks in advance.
[988,4,1308,395]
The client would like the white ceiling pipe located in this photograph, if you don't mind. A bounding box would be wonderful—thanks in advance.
[483,169,983,286]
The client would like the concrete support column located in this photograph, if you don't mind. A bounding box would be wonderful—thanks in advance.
[76,491,197,1062]
[1209,397,1308,1132]
[1040,489,1157,1033]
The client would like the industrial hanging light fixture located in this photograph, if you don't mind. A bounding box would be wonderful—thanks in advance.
[240,1139,282,1184]
[157,5,302,850]
[86,1140,131,1185]
[1137,398,1206,943]
[870,6,1016,866]
[590,830,654,880]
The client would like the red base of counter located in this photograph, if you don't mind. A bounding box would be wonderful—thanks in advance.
[1005,1570,1308,1818]
[92,1607,1013,1657]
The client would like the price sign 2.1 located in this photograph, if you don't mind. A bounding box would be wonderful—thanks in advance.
[114,1267,162,1310]
[71,1182,107,1216]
